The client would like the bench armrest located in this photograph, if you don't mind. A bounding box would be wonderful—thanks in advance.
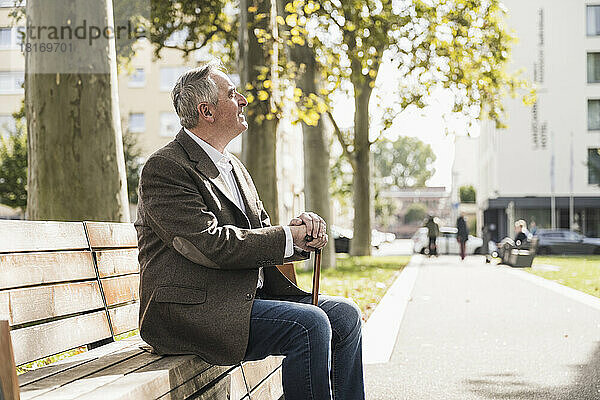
[0,320,19,400]
[276,263,297,285]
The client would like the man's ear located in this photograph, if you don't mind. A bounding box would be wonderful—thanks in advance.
[197,103,215,123]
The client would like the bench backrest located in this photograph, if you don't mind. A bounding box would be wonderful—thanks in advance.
[85,222,140,337]
[0,220,139,366]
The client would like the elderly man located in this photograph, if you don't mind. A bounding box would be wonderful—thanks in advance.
[135,62,365,400]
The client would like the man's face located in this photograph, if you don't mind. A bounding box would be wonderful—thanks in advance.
[210,70,248,137]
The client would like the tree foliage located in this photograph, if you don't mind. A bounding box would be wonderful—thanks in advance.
[0,117,27,211]
[373,136,436,189]
[459,184,476,203]
[404,202,428,224]
[0,122,144,210]
[123,131,145,204]
[278,0,527,255]
[146,0,237,64]
[371,136,435,230]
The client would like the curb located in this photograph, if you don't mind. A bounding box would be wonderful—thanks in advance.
[362,255,421,365]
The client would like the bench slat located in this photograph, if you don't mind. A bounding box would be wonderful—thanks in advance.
[95,249,139,278]
[84,222,137,249]
[19,336,143,389]
[0,281,104,326]
[0,252,96,290]
[72,354,216,400]
[241,356,284,392]
[108,302,139,336]
[12,311,112,366]
[100,275,139,307]
[21,342,146,399]
[157,365,247,400]
[0,221,88,253]
[31,352,162,400]
[248,367,283,400]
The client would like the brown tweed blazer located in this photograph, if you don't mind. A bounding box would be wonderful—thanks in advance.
[135,129,308,365]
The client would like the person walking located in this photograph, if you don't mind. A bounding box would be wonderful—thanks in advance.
[425,216,439,256]
[456,214,469,260]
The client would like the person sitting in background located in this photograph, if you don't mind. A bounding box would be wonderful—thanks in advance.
[514,220,528,245]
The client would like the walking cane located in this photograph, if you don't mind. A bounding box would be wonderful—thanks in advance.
[305,235,322,306]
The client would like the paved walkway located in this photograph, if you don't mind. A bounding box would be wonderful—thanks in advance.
[364,255,600,400]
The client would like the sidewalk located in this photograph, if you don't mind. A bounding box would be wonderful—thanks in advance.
[364,255,600,400]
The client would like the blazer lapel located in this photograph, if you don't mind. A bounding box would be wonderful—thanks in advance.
[175,129,251,227]
[230,161,261,228]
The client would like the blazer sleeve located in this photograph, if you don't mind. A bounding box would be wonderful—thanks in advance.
[139,155,286,270]
[256,197,310,262]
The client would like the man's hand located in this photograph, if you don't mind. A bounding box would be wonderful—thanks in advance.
[289,212,328,251]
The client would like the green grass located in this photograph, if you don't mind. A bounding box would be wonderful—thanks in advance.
[525,256,600,298]
[296,255,411,321]
[16,347,87,375]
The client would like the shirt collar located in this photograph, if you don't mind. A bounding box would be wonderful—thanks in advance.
[184,128,232,168]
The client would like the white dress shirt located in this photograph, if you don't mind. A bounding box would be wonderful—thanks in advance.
[184,128,293,288]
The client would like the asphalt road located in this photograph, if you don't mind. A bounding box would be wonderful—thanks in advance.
[365,255,600,400]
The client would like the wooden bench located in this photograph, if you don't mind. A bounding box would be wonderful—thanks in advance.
[0,220,287,400]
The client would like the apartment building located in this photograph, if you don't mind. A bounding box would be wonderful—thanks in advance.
[0,1,305,222]
[455,1,600,240]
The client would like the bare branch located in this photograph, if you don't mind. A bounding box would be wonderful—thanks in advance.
[327,110,356,170]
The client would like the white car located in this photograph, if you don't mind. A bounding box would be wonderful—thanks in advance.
[412,227,484,255]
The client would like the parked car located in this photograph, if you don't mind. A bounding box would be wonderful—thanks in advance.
[331,226,394,253]
[412,227,484,255]
[534,229,600,255]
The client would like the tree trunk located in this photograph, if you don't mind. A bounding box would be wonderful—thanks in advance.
[351,82,373,256]
[239,0,279,224]
[291,45,336,269]
[25,0,129,222]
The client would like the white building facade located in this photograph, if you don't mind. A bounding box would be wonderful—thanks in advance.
[466,0,600,240]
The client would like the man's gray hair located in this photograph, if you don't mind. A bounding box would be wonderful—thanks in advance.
[171,62,223,129]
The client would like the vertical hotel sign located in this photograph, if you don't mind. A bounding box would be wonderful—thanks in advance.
[531,7,548,149]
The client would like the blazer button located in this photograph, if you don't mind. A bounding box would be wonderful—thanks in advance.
[245,293,253,301]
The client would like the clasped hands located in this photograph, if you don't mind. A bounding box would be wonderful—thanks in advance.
[288,212,328,252]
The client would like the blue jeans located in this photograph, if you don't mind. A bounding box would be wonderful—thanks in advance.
[244,293,365,400]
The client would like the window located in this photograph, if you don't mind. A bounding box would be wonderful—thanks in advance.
[0,114,15,138]
[160,66,189,91]
[0,0,23,7]
[542,232,564,239]
[0,27,23,49]
[0,71,24,94]
[128,113,145,133]
[588,5,600,36]
[589,148,600,185]
[589,100,600,130]
[128,68,145,87]
[160,112,180,137]
[565,231,582,241]
[588,53,600,83]
[0,28,11,48]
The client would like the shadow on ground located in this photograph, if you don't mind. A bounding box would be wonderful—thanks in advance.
[465,341,600,399]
